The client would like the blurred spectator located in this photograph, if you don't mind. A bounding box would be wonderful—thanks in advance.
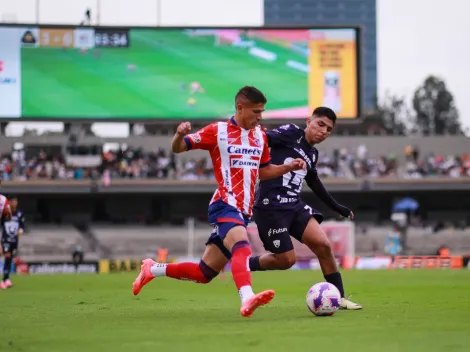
[384,226,402,255]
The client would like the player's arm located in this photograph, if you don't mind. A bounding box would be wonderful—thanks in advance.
[17,213,25,237]
[172,122,217,153]
[258,132,306,180]
[305,170,353,219]
[171,122,192,153]
[259,161,306,180]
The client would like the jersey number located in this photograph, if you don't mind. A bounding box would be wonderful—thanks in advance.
[282,158,307,194]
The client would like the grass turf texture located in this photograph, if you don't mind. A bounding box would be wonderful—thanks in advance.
[1,270,469,352]
[21,29,308,119]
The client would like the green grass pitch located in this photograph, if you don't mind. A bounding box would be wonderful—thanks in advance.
[21,29,308,119]
[1,270,469,352]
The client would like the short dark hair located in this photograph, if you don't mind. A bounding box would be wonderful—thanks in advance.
[312,107,337,124]
[9,195,18,201]
[235,86,267,105]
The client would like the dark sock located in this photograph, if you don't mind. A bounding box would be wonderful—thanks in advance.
[324,272,345,297]
[3,257,12,281]
[248,256,265,272]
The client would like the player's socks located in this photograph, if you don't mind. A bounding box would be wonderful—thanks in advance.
[151,261,217,284]
[231,241,255,303]
[248,256,265,272]
[324,272,345,297]
[3,257,12,282]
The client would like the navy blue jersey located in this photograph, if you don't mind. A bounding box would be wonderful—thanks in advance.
[1,209,25,243]
[254,124,350,217]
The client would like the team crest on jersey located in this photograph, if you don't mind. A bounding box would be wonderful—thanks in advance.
[190,133,201,143]
[253,138,261,147]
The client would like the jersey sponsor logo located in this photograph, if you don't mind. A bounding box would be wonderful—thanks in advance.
[293,148,313,168]
[227,146,261,156]
[267,227,288,237]
[231,158,259,169]
[277,195,298,204]
[189,133,201,143]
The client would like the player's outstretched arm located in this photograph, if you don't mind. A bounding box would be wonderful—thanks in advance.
[259,158,306,181]
[171,122,192,153]
[305,170,353,219]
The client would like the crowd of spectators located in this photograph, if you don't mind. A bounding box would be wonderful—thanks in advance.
[1,144,469,182]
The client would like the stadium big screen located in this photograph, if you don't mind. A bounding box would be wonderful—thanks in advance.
[0,26,360,120]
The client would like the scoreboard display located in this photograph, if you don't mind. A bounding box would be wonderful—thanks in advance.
[18,27,130,49]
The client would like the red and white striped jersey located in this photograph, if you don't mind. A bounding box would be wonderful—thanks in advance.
[0,195,9,220]
[184,117,271,217]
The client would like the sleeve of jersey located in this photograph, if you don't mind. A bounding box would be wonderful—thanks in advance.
[305,170,350,217]
[183,124,217,151]
[266,124,298,147]
[19,214,25,230]
[1,199,9,216]
[260,132,271,168]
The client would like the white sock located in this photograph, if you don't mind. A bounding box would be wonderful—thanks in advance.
[239,285,255,304]
[150,263,167,277]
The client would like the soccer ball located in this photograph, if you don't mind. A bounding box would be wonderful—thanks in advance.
[306,282,341,316]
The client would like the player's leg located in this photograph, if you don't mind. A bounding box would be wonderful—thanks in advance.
[1,243,14,289]
[222,224,275,317]
[132,243,225,295]
[249,208,297,272]
[292,212,361,310]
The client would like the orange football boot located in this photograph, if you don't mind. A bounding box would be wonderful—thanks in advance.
[240,290,275,318]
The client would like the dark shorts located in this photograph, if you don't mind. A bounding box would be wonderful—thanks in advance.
[253,203,323,254]
[206,200,250,259]
[1,241,18,256]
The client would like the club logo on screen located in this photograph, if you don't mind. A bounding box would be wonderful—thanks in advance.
[21,30,36,44]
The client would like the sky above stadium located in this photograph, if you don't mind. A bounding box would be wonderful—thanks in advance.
[378,0,470,131]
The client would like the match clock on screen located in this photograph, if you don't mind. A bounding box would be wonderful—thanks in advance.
[94,29,130,48]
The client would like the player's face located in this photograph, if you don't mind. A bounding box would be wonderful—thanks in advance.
[9,198,18,210]
[237,102,265,129]
[306,115,334,144]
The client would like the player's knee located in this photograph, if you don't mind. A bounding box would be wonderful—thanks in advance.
[315,240,333,259]
[198,260,219,283]
[275,253,296,270]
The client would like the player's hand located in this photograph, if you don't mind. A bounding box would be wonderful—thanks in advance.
[340,210,354,220]
[287,158,307,171]
[176,122,192,137]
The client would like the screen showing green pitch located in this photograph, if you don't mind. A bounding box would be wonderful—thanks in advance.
[0,27,359,120]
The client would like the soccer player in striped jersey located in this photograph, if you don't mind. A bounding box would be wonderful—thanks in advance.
[132,86,306,318]
[249,107,362,310]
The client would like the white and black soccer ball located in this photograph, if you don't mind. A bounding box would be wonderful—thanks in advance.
[306,282,341,316]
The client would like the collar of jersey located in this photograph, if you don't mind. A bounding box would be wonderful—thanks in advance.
[300,130,316,150]
[229,116,238,126]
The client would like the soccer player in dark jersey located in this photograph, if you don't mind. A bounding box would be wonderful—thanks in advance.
[1,196,24,289]
[249,107,362,310]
